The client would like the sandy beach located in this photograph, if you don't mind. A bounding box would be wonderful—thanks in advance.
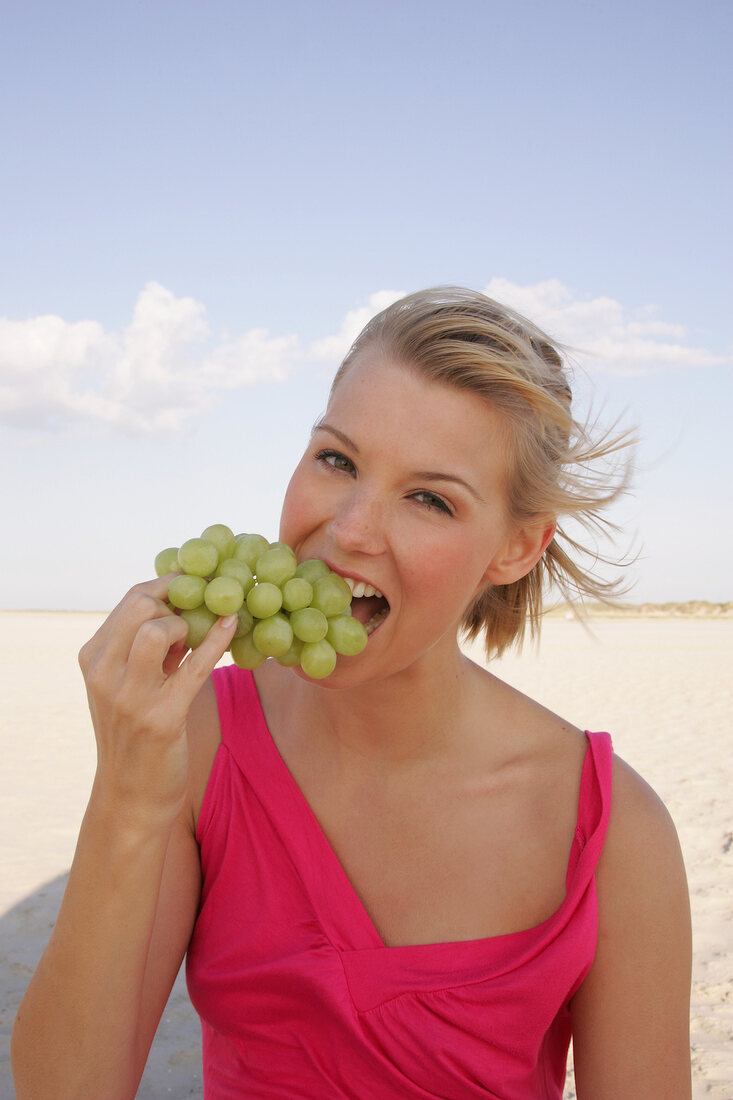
[1,610,731,1098]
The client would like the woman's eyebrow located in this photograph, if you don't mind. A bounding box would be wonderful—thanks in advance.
[412,470,484,502]
[314,422,483,502]
[312,422,360,454]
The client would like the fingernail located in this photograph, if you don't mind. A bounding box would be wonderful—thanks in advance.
[220,614,238,629]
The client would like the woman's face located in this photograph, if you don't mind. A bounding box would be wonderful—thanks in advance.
[279,354,532,684]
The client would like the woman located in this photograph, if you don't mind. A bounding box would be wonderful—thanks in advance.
[12,288,691,1098]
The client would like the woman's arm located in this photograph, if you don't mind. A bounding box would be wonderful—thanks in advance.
[11,578,236,1100]
[570,756,692,1099]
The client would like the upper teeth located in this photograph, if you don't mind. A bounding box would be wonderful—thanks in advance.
[343,576,383,599]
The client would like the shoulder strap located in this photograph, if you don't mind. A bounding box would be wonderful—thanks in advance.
[210,664,282,789]
[211,664,258,747]
[571,731,613,885]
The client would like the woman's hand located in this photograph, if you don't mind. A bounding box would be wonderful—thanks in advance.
[12,577,235,1099]
[78,575,238,833]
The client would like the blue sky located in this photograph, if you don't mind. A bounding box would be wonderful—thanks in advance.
[1,0,731,610]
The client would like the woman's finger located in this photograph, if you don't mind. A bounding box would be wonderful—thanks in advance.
[164,614,238,712]
[79,577,177,674]
[125,611,191,691]
[162,636,190,676]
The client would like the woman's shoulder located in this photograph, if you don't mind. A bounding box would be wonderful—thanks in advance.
[493,665,683,870]
[470,662,686,875]
[469,658,590,766]
[601,752,688,896]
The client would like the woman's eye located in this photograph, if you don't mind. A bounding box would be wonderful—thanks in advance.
[411,490,453,515]
[316,449,356,475]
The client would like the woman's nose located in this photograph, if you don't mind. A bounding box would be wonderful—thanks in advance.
[328,490,386,555]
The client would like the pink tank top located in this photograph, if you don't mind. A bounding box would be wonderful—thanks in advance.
[186,666,612,1099]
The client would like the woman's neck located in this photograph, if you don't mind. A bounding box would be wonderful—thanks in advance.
[257,641,488,772]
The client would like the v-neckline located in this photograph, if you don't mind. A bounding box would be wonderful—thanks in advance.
[246,671,592,956]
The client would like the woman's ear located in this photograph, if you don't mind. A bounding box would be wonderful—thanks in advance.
[482,517,556,588]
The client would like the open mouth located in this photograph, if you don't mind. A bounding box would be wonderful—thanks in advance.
[341,576,390,635]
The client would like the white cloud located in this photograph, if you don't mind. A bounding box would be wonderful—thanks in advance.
[482,277,727,376]
[308,290,404,366]
[0,315,111,378]
[0,282,300,433]
[202,330,300,390]
[2,279,726,434]
[112,282,209,397]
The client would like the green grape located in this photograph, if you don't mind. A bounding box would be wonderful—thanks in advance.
[154,547,181,577]
[300,639,337,679]
[180,605,218,648]
[310,573,352,617]
[168,574,207,610]
[275,636,304,667]
[233,533,270,572]
[294,558,331,585]
[289,606,328,643]
[234,605,255,638]
[230,632,266,670]
[201,524,236,562]
[215,557,255,594]
[255,546,297,587]
[151,528,363,680]
[252,612,294,657]
[326,614,368,656]
[204,576,244,615]
[281,577,313,612]
[178,538,219,577]
[246,581,283,619]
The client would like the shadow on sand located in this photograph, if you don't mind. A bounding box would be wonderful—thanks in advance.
[0,872,203,1099]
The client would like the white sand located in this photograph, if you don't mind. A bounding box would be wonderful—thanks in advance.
[1,611,731,1098]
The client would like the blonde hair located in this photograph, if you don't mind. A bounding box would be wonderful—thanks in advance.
[331,286,635,657]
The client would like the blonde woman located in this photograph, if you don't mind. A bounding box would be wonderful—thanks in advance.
[13,288,691,1098]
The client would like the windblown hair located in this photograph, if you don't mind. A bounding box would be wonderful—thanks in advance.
[330,286,635,658]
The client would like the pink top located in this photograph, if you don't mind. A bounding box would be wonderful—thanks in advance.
[186,666,613,1099]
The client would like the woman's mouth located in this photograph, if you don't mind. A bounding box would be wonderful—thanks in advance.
[341,575,390,635]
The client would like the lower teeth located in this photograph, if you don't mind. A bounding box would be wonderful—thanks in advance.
[365,608,389,635]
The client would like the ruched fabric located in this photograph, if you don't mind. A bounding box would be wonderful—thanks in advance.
[187,666,613,1099]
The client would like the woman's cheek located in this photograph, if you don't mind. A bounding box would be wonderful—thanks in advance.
[407,543,485,618]
[279,463,321,549]
[278,470,303,545]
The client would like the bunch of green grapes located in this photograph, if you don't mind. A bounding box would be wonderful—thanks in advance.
[154,524,367,679]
